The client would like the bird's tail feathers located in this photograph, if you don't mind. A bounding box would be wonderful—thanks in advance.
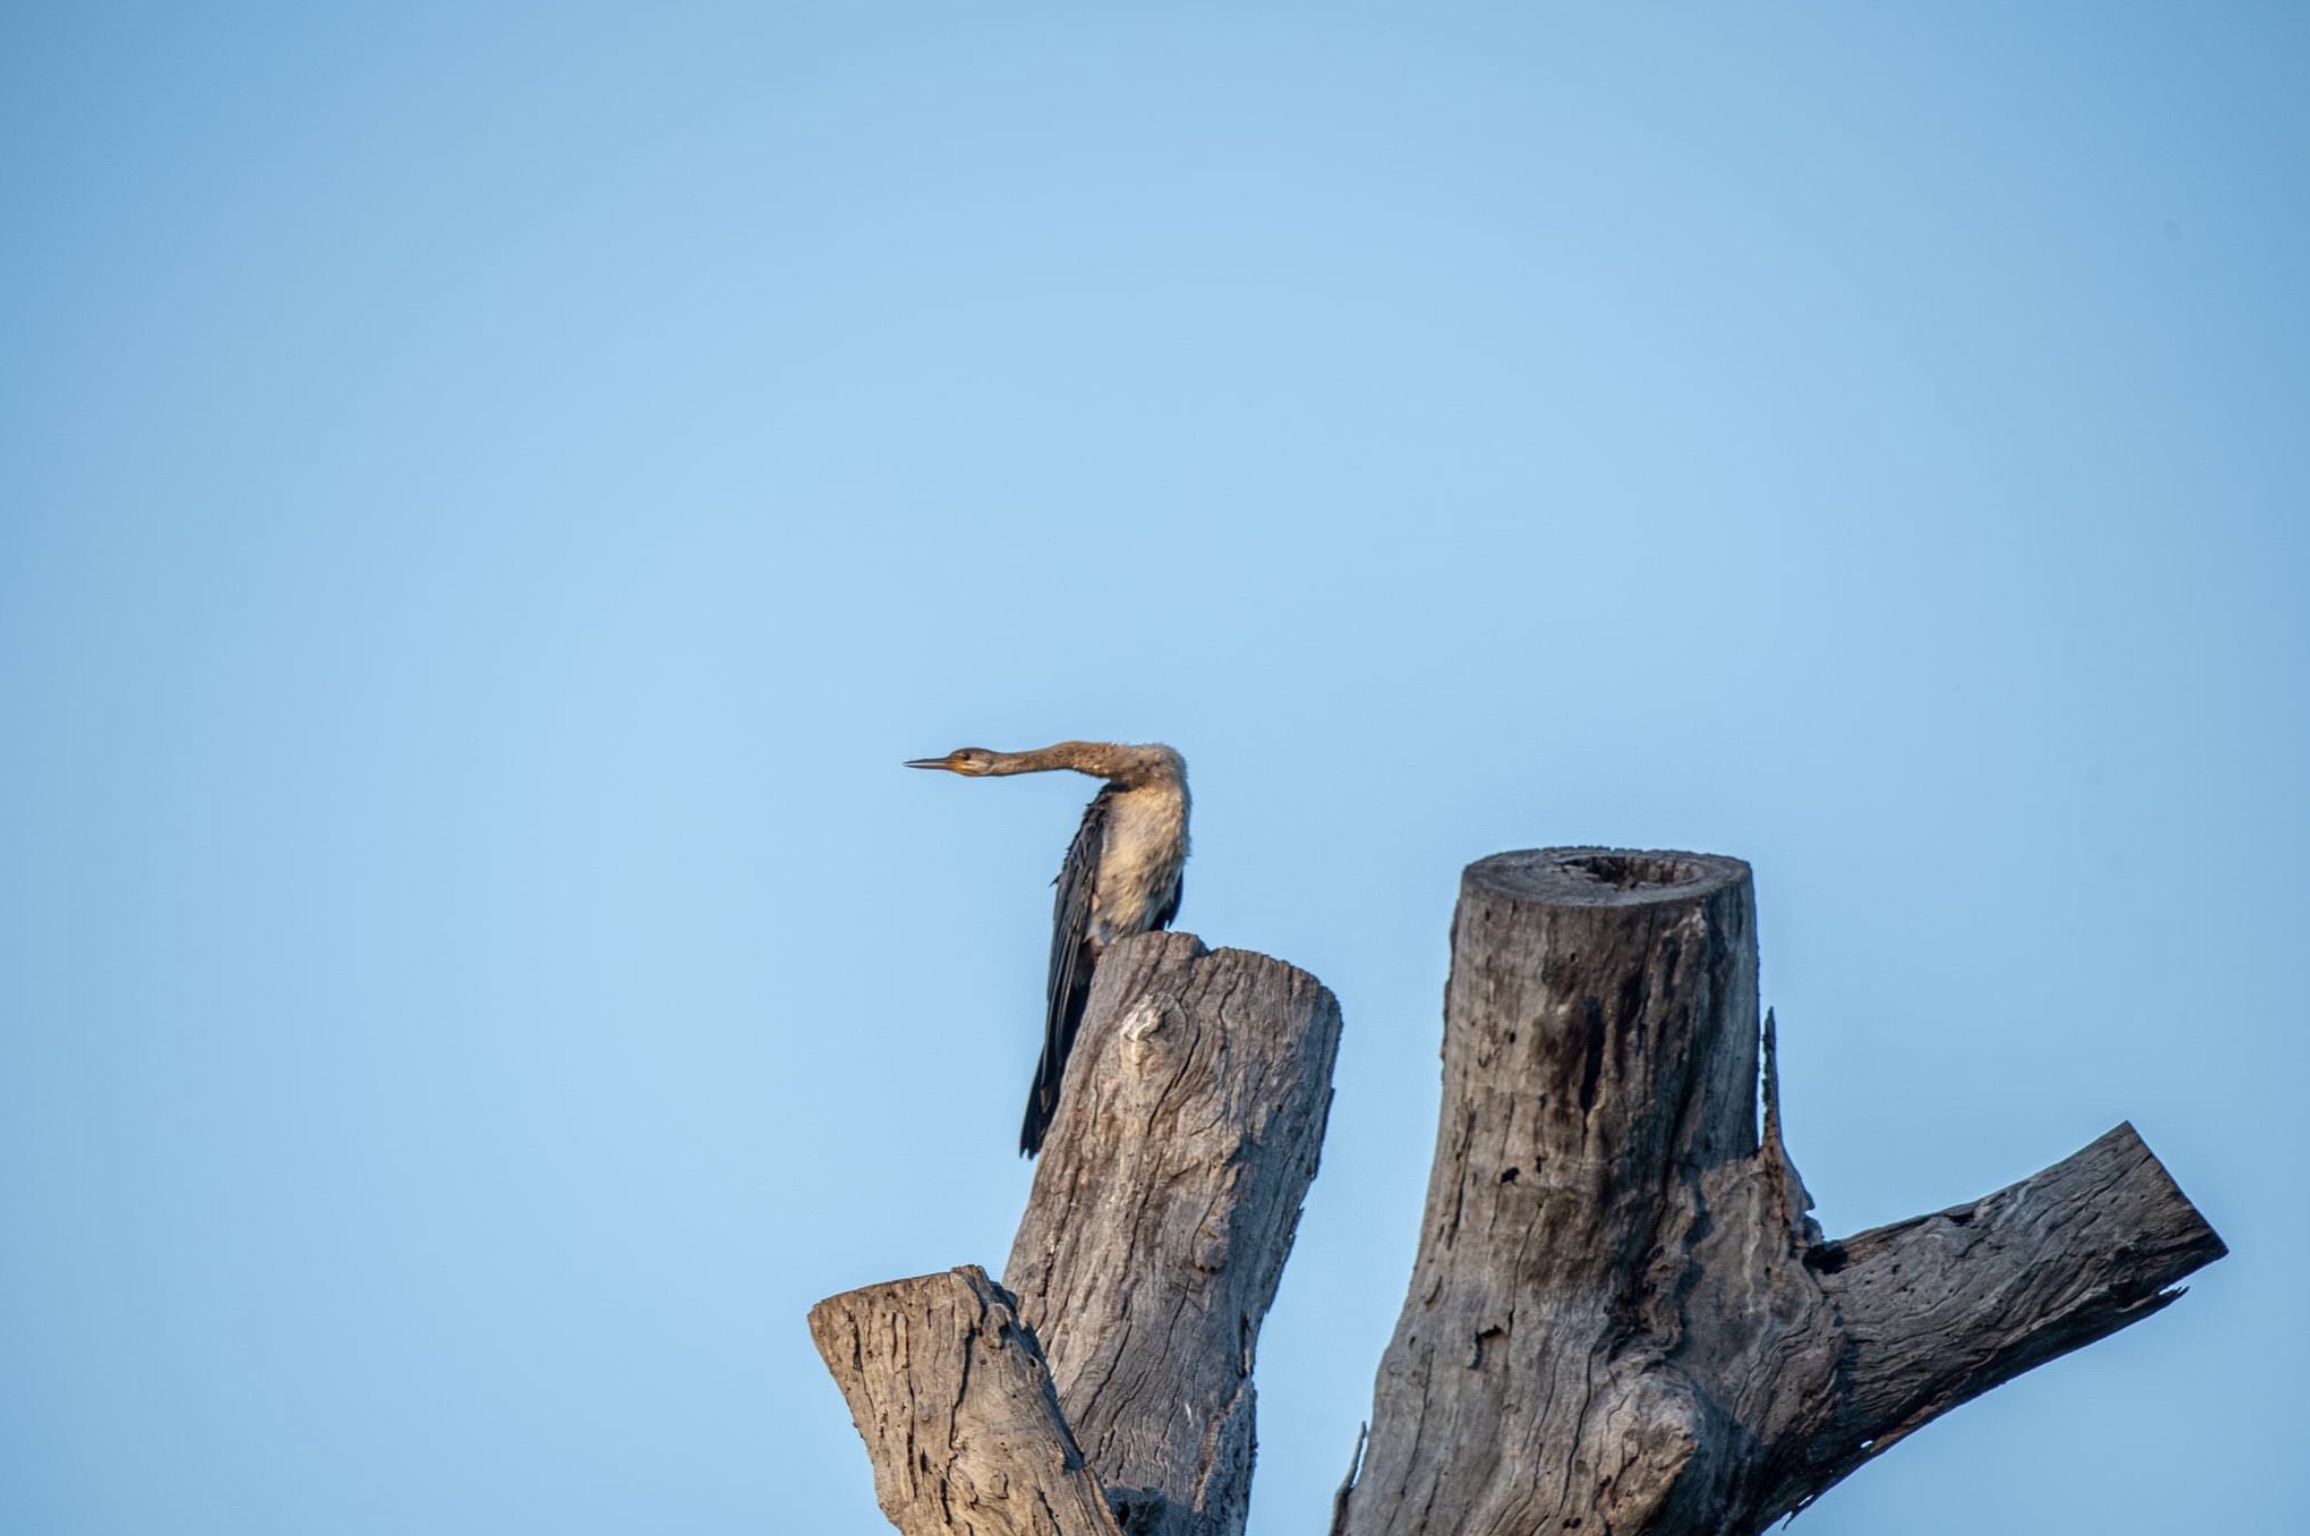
[1019,962,1094,1157]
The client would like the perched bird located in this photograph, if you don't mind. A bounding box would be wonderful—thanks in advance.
[906,741,1191,1156]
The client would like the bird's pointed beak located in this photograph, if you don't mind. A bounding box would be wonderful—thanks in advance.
[904,756,954,771]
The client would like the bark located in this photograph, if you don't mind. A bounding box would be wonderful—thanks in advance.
[1789,1120,2226,1512]
[806,1266,1124,1536]
[1333,848,2227,1536]
[1006,931,1344,1536]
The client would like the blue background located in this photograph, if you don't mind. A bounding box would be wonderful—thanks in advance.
[4,5,2302,1532]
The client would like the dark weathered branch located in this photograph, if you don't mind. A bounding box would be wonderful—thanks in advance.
[806,1266,1124,1536]
[1781,1121,2229,1512]
[1336,848,2227,1536]
[1006,931,1343,1536]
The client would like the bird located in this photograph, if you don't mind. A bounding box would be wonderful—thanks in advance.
[905,740,1191,1156]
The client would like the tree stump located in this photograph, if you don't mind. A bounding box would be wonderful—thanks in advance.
[811,848,2226,1536]
[809,932,1341,1536]
[1332,849,2227,1535]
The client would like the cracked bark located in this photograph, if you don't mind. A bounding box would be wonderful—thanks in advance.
[1331,849,2227,1536]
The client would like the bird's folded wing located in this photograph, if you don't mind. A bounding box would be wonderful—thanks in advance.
[1025,790,1109,1154]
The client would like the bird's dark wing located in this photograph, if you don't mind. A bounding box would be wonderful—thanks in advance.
[1150,869,1184,932]
[1022,789,1108,1157]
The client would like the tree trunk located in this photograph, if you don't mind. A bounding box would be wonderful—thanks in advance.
[1005,932,1343,1536]
[812,848,2226,1536]
[1331,849,2227,1535]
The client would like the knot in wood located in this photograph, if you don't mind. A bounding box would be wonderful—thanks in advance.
[1120,999,1174,1069]
[1120,999,1167,1043]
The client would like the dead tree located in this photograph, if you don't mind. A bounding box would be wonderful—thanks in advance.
[812,933,1341,1536]
[811,849,2225,1536]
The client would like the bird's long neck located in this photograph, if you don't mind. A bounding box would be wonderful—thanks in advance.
[994,741,1176,785]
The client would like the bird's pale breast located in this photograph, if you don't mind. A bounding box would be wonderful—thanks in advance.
[1089,783,1190,946]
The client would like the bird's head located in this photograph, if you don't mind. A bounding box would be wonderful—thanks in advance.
[905,747,1002,776]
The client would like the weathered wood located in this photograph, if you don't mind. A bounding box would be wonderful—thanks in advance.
[806,1266,1125,1536]
[1006,930,1343,1536]
[1335,847,2226,1536]
[812,846,2225,1536]
[1787,1120,2229,1513]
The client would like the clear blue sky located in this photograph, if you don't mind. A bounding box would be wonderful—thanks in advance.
[4,5,2303,1532]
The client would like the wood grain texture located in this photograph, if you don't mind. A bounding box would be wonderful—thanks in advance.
[1006,930,1343,1536]
[1787,1120,2229,1514]
[1334,848,2227,1536]
[806,1266,1125,1536]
